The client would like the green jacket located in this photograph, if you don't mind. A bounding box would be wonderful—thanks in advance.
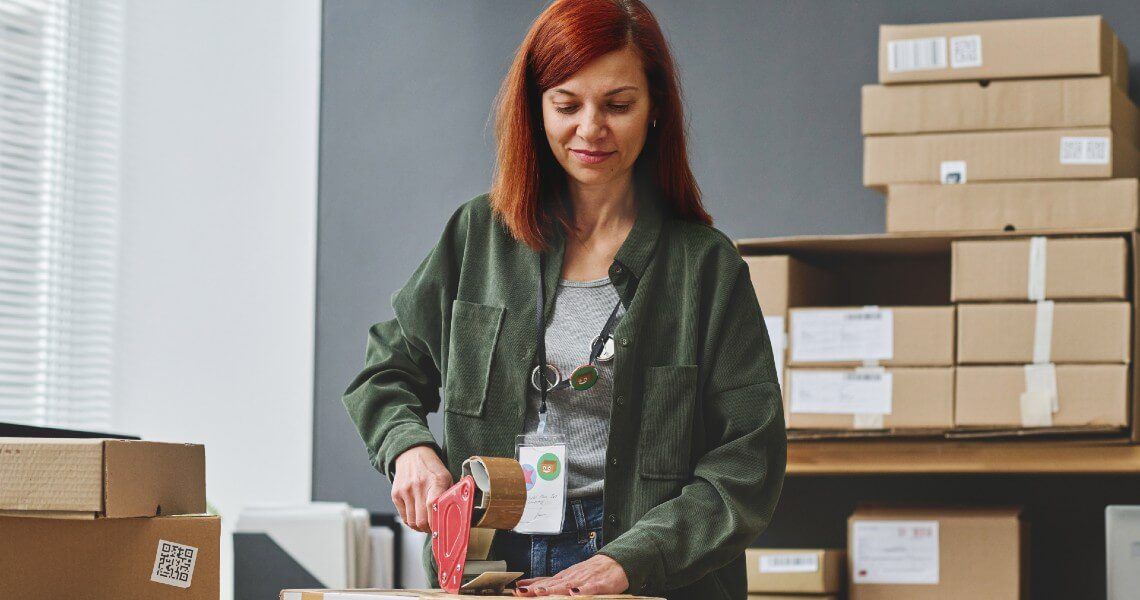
[342,186,786,599]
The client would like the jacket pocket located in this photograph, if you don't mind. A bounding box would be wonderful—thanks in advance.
[443,299,504,418]
[637,364,698,479]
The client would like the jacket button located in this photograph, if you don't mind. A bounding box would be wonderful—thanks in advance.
[608,514,618,525]
[610,457,618,466]
[613,265,623,274]
[615,395,624,407]
[619,337,629,347]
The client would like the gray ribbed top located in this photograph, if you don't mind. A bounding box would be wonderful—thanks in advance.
[523,275,624,498]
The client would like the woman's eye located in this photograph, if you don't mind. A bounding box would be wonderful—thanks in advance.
[555,105,577,114]
[609,104,631,112]
[553,104,632,114]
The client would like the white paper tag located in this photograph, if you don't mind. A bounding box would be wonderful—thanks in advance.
[791,308,893,363]
[765,315,786,388]
[853,521,940,585]
[1027,237,1047,301]
[940,160,966,184]
[760,552,820,573]
[513,443,567,534]
[949,35,983,68]
[150,539,198,588]
[1022,363,1059,427]
[1059,136,1111,165]
[1032,300,1054,364]
[888,37,948,72]
[790,369,893,415]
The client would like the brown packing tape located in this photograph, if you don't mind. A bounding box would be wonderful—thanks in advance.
[461,456,526,530]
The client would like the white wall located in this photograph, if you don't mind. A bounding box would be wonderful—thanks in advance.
[115,2,321,598]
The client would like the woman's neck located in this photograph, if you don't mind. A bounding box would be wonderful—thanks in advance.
[565,177,637,245]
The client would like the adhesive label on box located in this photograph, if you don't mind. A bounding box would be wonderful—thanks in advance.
[887,37,948,72]
[949,35,982,68]
[852,520,939,585]
[150,539,198,588]
[759,552,820,573]
[765,315,785,388]
[1059,137,1110,165]
[791,308,893,363]
[940,160,966,184]
[789,369,892,415]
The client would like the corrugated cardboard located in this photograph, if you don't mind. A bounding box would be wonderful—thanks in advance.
[0,438,206,518]
[1113,30,1130,91]
[862,76,1139,141]
[956,364,1129,428]
[786,367,954,430]
[958,302,1130,364]
[886,179,1140,234]
[281,592,664,600]
[951,236,1128,301]
[0,514,220,599]
[788,306,954,367]
[743,255,836,317]
[745,548,844,594]
[878,15,1120,87]
[848,506,1026,600]
[863,128,1140,188]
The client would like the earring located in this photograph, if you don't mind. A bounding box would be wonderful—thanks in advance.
[652,119,657,128]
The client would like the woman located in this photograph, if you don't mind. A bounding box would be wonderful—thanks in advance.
[342,0,786,598]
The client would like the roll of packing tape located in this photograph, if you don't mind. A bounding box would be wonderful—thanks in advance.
[461,456,527,530]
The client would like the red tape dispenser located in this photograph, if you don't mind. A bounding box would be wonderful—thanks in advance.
[432,456,527,594]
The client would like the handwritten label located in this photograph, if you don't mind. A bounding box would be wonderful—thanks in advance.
[513,443,566,534]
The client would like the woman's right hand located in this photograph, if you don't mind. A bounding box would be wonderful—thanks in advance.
[392,444,453,533]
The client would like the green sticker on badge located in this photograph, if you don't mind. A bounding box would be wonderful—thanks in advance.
[537,452,561,480]
[570,364,599,390]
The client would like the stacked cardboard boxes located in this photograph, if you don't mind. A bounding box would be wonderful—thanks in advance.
[745,547,844,600]
[0,438,217,599]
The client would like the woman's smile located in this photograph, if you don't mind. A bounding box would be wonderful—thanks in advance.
[570,149,616,164]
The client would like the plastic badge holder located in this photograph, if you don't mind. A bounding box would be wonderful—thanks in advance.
[512,433,567,535]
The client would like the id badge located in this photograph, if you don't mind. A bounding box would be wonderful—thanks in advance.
[512,433,567,535]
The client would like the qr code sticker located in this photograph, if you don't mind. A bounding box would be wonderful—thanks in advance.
[150,539,198,588]
[950,35,982,68]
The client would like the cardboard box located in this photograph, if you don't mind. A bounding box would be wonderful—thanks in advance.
[0,438,206,518]
[878,15,1121,87]
[951,236,1128,301]
[956,364,1129,428]
[789,306,954,367]
[745,548,844,594]
[0,514,220,599]
[848,506,1026,600]
[743,255,836,318]
[1113,34,1130,90]
[863,128,1140,188]
[958,302,1130,364]
[786,367,954,430]
[886,179,1140,234]
[281,592,665,600]
[862,76,1139,141]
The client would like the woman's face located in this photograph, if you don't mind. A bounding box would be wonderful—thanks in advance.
[541,46,653,189]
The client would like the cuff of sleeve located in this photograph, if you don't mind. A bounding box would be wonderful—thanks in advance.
[377,423,440,483]
[596,527,665,595]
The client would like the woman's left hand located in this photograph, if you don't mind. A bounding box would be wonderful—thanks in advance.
[512,554,629,596]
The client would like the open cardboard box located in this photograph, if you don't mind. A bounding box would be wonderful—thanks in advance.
[737,228,1138,442]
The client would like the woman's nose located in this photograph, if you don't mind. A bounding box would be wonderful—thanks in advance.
[576,106,607,141]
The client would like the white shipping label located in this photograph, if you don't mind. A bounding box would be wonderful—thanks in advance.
[939,160,966,184]
[1059,136,1111,165]
[888,37,948,72]
[949,35,983,68]
[791,308,893,363]
[765,315,785,388]
[150,539,199,588]
[790,369,893,415]
[853,521,940,585]
[760,553,820,573]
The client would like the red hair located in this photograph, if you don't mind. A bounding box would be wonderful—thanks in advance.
[489,0,711,251]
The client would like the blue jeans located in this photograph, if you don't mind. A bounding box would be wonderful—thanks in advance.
[491,495,605,579]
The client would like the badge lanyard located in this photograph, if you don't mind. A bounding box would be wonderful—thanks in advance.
[532,255,624,434]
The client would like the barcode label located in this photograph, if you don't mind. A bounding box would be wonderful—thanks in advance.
[789,369,893,415]
[888,37,947,72]
[760,553,820,573]
[950,35,983,68]
[150,540,198,588]
[1059,137,1111,165]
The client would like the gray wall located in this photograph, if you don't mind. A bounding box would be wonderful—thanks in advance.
[315,4,1140,594]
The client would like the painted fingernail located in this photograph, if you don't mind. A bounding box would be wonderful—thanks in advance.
[536,587,547,594]
[570,588,581,594]
[517,587,528,593]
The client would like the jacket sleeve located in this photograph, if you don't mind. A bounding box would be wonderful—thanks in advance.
[341,201,472,482]
[597,259,788,594]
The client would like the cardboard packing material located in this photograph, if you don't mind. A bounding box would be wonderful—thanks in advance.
[281,592,664,600]
[956,364,1129,428]
[878,15,1123,87]
[0,437,206,518]
[848,506,1026,600]
[788,306,954,367]
[863,128,1140,188]
[885,179,1140,234]
[957,302,1130,364]
[951,236,1128,301]
[862,76,1139,141]
[786,367,954,430]
[0,514,220,599]
[744,548,844,594]
[742,255,835,318]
